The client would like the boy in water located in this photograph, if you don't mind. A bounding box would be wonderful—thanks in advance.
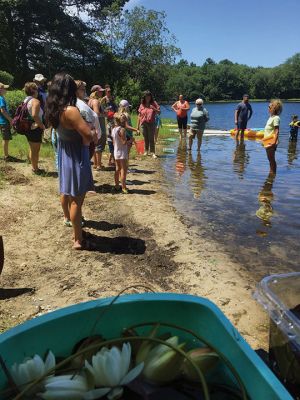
[0,83,13,161]
[289,115,300,141]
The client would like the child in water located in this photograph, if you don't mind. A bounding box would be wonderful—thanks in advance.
[263,99,282,175]
[289,115,300,141]
[112,113,132,194]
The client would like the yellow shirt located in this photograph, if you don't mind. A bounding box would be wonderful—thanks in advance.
[264,115,280,138]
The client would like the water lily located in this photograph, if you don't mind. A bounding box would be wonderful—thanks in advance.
[84,343,144,400]
[10,351,55,396]
[39,375,89,400]
[137,336,185,384]
[182,347,219,382]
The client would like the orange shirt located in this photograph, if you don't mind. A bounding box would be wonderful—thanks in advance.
[175,101,189,118]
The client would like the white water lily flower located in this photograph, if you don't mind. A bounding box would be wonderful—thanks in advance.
[39,374,89,400]
[10,351,55,396]
[84,343,144,400]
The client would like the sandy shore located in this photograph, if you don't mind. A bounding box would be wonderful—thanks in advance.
[0,155,268,348]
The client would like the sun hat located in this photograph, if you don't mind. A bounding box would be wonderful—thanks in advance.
[119,99,130,107]
[0,83,9,89]
[195,98,203,105]
[90,85,105,93]
[33,74,47,82]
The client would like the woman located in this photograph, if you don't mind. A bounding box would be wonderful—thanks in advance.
[263,99,282,175]
[188,98,209,151]
[88,85,106,170]
[23,82,45,174]
[172,94,190,137]
[137,90,160,158]
[46,73,94,250]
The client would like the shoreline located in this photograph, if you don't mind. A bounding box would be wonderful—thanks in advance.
[0,156,268,348]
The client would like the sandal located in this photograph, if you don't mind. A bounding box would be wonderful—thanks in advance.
[73,239,97,251]
[63,219,72,227]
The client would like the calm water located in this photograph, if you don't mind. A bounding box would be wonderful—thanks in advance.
[159,102,300,277]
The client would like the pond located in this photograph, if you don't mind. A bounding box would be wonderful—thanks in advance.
[159,102,300,276]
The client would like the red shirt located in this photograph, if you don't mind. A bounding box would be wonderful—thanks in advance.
[138,101,159,124]
[175,101,189,118]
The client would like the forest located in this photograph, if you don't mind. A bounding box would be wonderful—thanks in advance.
[1,0,300,106]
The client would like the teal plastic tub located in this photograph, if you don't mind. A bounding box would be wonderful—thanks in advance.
[0,293,293,399]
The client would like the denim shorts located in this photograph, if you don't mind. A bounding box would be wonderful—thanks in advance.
[0,124,12,140]
[95,133,106,152]
[108,141,114,154]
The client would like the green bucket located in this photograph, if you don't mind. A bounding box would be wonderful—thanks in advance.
[0,293,292,399]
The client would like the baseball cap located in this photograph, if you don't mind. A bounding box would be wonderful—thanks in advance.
[195,98,203,105]
[34,73,47,82]
[90,85,105,93]
[243,94,249,98]
[0,83,9,89]
[119,99,130,107]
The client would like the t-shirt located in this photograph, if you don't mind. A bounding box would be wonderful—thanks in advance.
[190,106,209,130]
[138,102,159,124]
[290,121,300,135]
[236,102,252,123]
[0,95,10,125]
[175,101,189,118]
[264,115,280,138]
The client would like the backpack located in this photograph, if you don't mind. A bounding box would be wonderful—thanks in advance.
[12,98,32,135]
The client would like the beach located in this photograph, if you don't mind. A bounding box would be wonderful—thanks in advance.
[0,155,268,349]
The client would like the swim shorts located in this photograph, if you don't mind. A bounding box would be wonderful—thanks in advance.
[177,116,188,130]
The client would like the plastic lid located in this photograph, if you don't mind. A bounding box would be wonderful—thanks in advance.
[254,273,300,348]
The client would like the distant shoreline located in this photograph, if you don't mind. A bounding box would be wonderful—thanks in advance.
[160,99,300,105]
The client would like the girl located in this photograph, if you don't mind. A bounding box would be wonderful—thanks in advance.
[118,99,140,159]
[46,73,95,250]
[137,90,160,158]
[112,113,132,194]
[262,99,282,175]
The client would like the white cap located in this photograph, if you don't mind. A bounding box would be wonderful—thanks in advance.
[34,73,47,82]
[119,99,130,107]
[195,98,203,105]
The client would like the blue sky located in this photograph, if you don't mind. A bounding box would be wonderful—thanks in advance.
[125,0,300,67]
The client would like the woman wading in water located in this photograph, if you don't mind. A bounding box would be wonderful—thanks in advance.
[46,73,95,250]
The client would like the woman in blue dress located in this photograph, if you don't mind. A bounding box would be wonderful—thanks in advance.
[46,73,95,250]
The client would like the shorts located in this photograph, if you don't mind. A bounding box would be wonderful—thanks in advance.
[177,116,188,130]
[0,124,12,140]
[24,127,43,143]
[237,121,247,130]
[155,115,162,128]
[95,132,106,152]
[108,141,114,154]
[188,129,204,139]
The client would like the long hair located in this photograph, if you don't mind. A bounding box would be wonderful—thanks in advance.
[45,73,77,128]
[141,90,154,105]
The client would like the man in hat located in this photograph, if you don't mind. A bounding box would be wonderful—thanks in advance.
[0,83,13,161]
[234,94,253,140]
[33,73,47,111]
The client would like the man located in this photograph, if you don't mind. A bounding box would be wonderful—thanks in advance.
[33,73,47,111]
[0,82,13,161]
[172,94,190,137]
[234,94,253,140]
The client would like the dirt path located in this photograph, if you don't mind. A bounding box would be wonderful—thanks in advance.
[0,155,268,348]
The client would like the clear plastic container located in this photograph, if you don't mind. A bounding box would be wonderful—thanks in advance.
[254,272,300,398]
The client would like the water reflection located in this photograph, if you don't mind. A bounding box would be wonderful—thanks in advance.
[256,174,275,227]
[233,137,250,179]
[288,141,298,166]
[187,152,207,199]
[175,139,187,176]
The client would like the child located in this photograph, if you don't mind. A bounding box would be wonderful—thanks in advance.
[112,113,132,194]
[0,83,13,161]
[118,99,140,160]
[263,99,282,175]
[155,111,162,143]
[289,115,300,141]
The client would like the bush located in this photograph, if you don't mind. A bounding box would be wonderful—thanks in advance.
[5,90,25,115]
[0,70,14,86]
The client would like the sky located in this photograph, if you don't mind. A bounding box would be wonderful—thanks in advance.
[125,0,300,68]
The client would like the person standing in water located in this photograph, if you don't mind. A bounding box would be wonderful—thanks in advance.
[289,115,300,141]
[188,98,209,151]
[262,99,282,175]
[234,94,253,140]
[172,94,190,137]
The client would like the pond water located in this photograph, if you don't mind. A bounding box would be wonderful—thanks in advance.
[159,102,300,276]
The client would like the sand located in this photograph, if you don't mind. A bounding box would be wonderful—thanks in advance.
[0,156,269,349]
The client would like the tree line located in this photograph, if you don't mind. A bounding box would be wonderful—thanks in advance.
[1,0,300,107]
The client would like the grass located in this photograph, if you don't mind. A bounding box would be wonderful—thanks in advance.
[0,116,178,162]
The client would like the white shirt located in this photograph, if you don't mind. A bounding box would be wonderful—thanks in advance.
[76,98,101,139]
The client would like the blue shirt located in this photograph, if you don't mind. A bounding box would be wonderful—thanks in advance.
[0,96,10,125]
[236,102,252,123]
